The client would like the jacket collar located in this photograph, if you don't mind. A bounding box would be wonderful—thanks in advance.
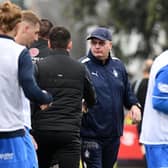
[0,34,14,41]
[31,38,48,48]
[50,48,70,56]
[87,50,111,65]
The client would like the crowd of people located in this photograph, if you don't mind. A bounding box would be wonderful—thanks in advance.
[1,1,168,168]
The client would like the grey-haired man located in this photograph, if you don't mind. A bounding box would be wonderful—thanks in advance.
[80,27,141,168]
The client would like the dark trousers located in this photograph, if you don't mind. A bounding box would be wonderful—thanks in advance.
[33,130,80,168]
[81,137,120,168]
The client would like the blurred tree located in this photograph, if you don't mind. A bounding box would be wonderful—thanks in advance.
[11,0,25,8]
[73,0,97,20]
[69,0,168,60]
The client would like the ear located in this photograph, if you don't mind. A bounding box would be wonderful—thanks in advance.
[67,40,72,51]
[48,40,51,48]
[109,41,112,50]
[22,23,29,33]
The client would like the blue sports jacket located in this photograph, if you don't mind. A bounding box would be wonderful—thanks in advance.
[152,64,168,114]
[80,50,138,138]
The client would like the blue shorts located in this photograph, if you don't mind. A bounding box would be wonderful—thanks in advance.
[24,128,38,168]
[0,135,28,168]
[145,144,168,168]
[0,129,38,168]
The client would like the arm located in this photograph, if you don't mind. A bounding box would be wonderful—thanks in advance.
[125,81,142,122]
[121,62,141,122]
[121,61,139,109]
[83,66,96,108]
[152,65,168,114]
[18,49,52,105]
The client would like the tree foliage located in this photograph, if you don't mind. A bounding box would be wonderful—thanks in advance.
[70,0,168,60]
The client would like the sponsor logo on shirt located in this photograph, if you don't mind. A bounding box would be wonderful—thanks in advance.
[0,153,14,160]
[29,48,40,57]
[91,71,98,77]
[113,69,118,77]
[158,82,168,93]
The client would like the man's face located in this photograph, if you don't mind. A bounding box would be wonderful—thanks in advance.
[16,21,40,46]
[90,38,112,61]
[24,22,40,46]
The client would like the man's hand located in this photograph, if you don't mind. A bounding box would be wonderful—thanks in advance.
[82,104,88,113]
[30,135,38,150]
[40,103,52,110]
[82,100,88,113]
[128,105,141,124]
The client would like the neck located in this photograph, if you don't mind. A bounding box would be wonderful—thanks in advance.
[102,59,106,64]
[15,36,26,46]
[143,73,149,78]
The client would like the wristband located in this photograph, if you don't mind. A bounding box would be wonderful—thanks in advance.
[134,103,142,110]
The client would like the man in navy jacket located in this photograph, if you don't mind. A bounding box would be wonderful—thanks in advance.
[80,27,141,168]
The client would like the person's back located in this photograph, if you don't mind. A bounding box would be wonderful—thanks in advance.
[0,33,25,132]
[34,50,90,132]
[32,26,95,168]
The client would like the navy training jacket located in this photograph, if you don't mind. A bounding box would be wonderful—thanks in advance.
[80,50,138,138]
